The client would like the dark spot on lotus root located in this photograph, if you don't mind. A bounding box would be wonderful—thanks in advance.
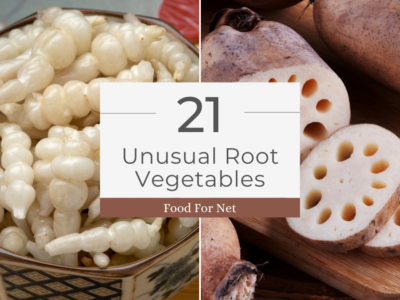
[209,7,263,33]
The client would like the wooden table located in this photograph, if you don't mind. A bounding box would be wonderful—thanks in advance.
[240,239,353,300]
[170,279,199,300]
[202,0,400,299]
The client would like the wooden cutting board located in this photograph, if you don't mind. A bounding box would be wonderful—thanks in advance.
[232,218,400,300]
[170,279,199,300]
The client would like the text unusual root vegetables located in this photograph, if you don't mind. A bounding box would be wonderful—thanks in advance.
[287,124,400,252]
[202,8,350,163]
[202,218,257,300]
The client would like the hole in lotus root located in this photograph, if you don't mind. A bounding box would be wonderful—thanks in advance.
[371,181,386,189]
[305,190,322,210]
[316,99,332,113]
[394,209,400,226]
[269,78,277,82]
[336,141,354,162]
[314,165,327,180]
[303,122,328,142]
[370,160,389,174]
[317,208,331,224]
[342,203,356,221]
[364,143,378,156]
[302,79,318,97]
[288,75,297,82]
[362,196,374,206]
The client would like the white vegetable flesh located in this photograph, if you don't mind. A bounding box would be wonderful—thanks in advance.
[288,124,400,250]
[0,124,35,219]
[0,6,199,268]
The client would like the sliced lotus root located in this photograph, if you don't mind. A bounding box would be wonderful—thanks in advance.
[287,124,400,252]
[361,207,400,257]
[239,66,350,163]
[201,8,350,162]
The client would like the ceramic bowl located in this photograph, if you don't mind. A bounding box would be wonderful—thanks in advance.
[0,9,199,300]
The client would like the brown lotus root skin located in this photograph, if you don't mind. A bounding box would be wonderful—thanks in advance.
[201,218,257,300]
[202,8,350,163]
[288,124,400,252]
[313,0,400,93]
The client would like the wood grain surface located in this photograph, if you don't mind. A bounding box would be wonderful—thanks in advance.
[233,218,400,300]
[170,279,199,300]
[239,238,352,300]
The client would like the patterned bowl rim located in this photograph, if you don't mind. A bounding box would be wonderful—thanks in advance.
[0,8,199,276]
[0,226,199,276]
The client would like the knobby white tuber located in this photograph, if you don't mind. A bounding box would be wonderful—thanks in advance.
[165,217,193,246]
[52,52,101,85]
[146,35,192,81]
[49,127,93,266]
[151,59,175,82]
[117,60,154,81]
[0,6,199,268]
[0,226,28,255]
[0,124,35,219]
[0,10,105,105]
[31,216,55,249]
[91,22,165,75]
[45,218,163,255]
[0,48,32,83]
[0,20,45,62]
[27,240,62,264]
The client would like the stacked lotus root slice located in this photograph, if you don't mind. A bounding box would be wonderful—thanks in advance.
[288,124,400,255]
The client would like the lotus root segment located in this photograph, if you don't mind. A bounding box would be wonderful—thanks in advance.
[201,8,350,162]
[287,124,400,252]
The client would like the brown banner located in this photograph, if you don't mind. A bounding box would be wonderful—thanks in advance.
[100,198,300,217]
